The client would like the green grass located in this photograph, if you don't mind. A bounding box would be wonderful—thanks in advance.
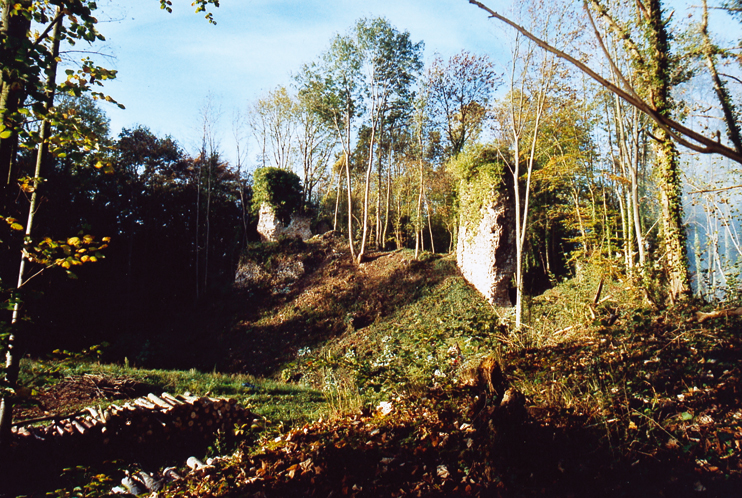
[13,246,742,497]
[287,255,504,403]
[19,359,327,428]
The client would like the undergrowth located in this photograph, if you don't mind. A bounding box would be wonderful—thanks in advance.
[11,243,742,496]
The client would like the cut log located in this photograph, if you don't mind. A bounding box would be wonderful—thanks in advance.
[161,392,183,405]
[179,393,198,403]
[134,398,156,410]
[80,417,96,430]
[696,307,742,323]
[85,406,105,424]
[72,419,88,435]
[148,393,175,409]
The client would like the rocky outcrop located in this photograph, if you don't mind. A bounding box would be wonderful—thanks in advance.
[257,203,312,242]
[456,189,515,307]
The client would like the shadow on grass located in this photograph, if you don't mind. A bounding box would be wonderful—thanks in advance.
[223,253,457,377]
[504,313,742,496]
[162,383,741,497]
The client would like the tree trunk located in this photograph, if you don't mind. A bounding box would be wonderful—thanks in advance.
[381,143,393,249]
[358,105,379,263]
[0,7,61,446]
[333,168,341,231]
[425,193,435,254]
[194,158,201,302]
[414,157,424,260]
[630,113,646,267]
[0,0,32,208]
[204,155,212,291]
[344,149,356,260]
[375,154,382,251]
[654,130,690,301]
[645,0,691,301]
[701,0,742,155]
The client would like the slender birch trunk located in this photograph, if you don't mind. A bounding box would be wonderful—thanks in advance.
[0,8,61,446]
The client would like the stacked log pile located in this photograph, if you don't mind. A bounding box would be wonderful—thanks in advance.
[11,392,255,446]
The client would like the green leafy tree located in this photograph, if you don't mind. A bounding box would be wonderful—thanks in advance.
[295,90,336,211]
[469,0,742,303]
[427,50,498,159]
[585,0,692,301]
[248,86,297,171]
[297,32,363,259]
[0,0,222,447]
[354,17,423,262]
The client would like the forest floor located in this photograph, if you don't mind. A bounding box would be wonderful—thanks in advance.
[7,233,742,497]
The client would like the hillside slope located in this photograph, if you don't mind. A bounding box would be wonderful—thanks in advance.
[8,234,742,497]
[162,235,742,497]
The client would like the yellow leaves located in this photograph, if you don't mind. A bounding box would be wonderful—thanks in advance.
[95,161,115,174]
[1,216,24,231]
[21,233,108,276]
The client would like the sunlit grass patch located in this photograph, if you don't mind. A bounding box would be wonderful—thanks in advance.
[18,359,327,428]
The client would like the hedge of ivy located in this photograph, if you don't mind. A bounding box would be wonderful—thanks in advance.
[252,167,303,224]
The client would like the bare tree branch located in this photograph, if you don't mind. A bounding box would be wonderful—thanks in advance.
[583,2,641,102]
[701,0,742,154]
[467,0,742,165]
[688,184,742,194]
[719,73,742,85]
[30,10,65,50]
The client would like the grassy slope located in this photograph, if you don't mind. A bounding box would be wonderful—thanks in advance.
[164,236,742,496]
[13,235,742,496]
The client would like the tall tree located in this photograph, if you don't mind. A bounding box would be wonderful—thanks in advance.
[295,92,336,210]
[297,33,363,260]
[428,51,498,159]
[354,18,423,262]
[248,86,296,172]
[492,0,569,329]
[468,0,742,302]
[0,0,222,448]
[585,0,691,301]
[232,108,250,248]
[0,5,63,444]
[0,2,119,446]
[467,0,742,164]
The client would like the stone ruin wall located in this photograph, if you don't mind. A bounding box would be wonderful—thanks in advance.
[456,189,516,307]
[257,203,312,242]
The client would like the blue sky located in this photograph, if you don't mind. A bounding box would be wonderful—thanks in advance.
[86,0,739,169]
[93,0,507,165]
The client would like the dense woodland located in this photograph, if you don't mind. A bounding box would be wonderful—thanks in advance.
[1,0,742,495]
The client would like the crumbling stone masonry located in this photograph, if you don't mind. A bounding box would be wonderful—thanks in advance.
[456,189,516,307]
[257,203,312,242]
